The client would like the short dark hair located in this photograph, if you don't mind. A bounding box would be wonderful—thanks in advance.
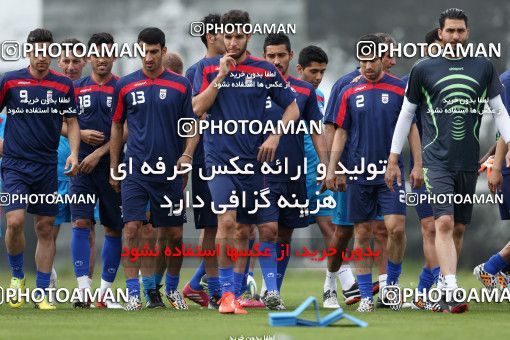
[439,8,468,29]
[298,45,328,68]
[60,38,84,57]
[425,29,440,45]
[137,27,165,47]
[88,32,114,48]
[263,33,291,53]
[357,34,385,60]
[27,28,53,44]
[374,32,395,45]
[165,52,184,75]
[200,13,222,48]
[221,10,250,26]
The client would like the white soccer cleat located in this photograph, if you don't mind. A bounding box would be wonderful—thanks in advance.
[323,289,340,309]
[246,274,258,299]
[124,295,142,311]
[473,264,497,291]
[496,271,510,289]
[356,297,374,312]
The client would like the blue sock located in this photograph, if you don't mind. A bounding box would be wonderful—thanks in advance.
[154,273,163,287]
[36,271,51,295]
[142,275,155,292]
[240,240,255,294]
[484,253,510,275]
[417,267,434,291]
[189,260,206,291]
[358,273,373,299]
[432,267,440,285]
[234,271,245,298]
[101,235,121,283]
[259,242,278,292]
[207,276,221,298]
[219,267,234,295]
[71,227,91,278]
[277,243,291,291]
[386,261,402,285]
[126,278,140,298]
[165,273,179,294]
[8,253,24,279]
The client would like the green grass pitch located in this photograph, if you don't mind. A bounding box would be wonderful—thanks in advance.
[0,262,508,340]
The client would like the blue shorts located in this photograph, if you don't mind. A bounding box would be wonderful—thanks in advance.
[347,182,406,223]
[207,170,264,225]
[70,166,123,230]
[55,180,71,225]
[121,176,185,228]
[331,190,354,226]
[191,164,217,229]
[498,174,510,220]
[306,178,334,224]
[330,191,383,226]
[1,158,58,216]
[54,181,100,227]
[259,179,308,229]
[411,183,433,220]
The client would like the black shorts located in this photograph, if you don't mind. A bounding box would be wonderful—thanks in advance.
[424,168,477,225]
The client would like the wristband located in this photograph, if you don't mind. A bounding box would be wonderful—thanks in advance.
[182,153,193,160]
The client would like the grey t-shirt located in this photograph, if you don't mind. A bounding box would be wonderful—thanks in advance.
[406,56,503,171]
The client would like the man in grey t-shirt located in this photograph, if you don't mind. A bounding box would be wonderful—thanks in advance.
[386,8,510,313]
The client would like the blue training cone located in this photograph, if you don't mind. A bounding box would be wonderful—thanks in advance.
[268,296,368,328]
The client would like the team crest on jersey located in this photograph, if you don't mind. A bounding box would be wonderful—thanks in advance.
[47,90,53,101]
[159,89,167,100]
[106,96,112,107]
[382,93,389,104]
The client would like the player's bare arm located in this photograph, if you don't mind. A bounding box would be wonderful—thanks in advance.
[386,97,418,191]
[480,142,497,165]
[65,116,80,177]
[257,99,299,163]
[192,53,236,117]
[109,121,124,192]
[488,137,506,194]
[408,123,423,189]
[325,127,347,192]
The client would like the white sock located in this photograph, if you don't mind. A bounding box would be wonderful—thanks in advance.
[324,270,338,292]
[444,274,458,290]
[77,275,91,302]
[379,274,388,291]
[260,277,267,295]
[436,273,445,290]
[51,266,57,282]
[337,265,356,290]
[77,275,91,289]
[100,279,112,298]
